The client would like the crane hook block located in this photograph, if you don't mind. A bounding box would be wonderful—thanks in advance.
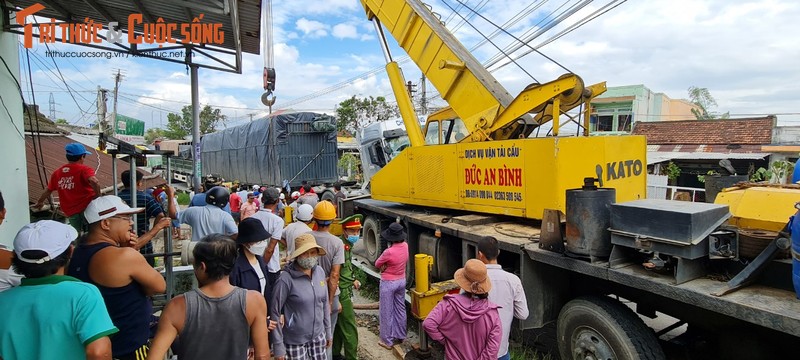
[263,67,276,92]
[261,92,276,107]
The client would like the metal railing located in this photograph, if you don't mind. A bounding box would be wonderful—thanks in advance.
[109,147,178,308]
[647,184,706,202]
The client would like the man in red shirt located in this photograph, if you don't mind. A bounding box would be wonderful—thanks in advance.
[34,143,101,233]
[229,185,243,224]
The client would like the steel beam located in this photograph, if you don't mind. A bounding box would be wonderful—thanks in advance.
[39,0,72,20]
[130,0,155,23]
[82,0,116,23]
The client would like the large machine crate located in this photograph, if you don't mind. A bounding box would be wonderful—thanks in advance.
[201,112,338,187]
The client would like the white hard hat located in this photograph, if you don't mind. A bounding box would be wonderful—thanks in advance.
[279,193,285,200]
[296,204,314,222]
[253,184,260,190]
[291,191,301,199]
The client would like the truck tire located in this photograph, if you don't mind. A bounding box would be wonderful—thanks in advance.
[557,296,665,360]
[321,190,335,203]
[362,215,385,263]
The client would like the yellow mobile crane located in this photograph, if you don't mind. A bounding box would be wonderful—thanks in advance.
[360,0,646,219]
[343,1,800,359]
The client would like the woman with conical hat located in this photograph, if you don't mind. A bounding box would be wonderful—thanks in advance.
[423,258,502,360]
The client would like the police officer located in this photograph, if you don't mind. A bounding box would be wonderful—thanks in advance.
[332,214,363,360]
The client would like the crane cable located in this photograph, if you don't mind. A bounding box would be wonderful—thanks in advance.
[261,0,276,110]
[441,0,540,82]
[412,0,625,107]
[491,0,628,73]
[449,0,574,74]
[482,0,589,69]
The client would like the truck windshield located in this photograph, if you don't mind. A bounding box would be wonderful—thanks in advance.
[386,135,410,159]
[444,118,468,144]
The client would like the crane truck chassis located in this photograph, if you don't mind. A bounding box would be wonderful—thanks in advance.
[343,197,800,359]
[344,0,800,358]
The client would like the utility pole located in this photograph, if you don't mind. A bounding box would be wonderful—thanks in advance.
[97,86,108,135]
[48,93,56,121]
[406,80,416,98]
[111,70,123,136]
[420,74,427,115]
[191,64,201,192]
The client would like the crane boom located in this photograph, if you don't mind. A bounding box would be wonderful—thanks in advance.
[360,0,605,142]
[360,0,645,220]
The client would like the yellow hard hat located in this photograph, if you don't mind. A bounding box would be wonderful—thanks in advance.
[313,201,336,221]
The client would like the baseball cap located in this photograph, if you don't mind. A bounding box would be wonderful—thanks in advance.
[13,220,76,264]
[296,204,314,222]
[65,142,91,156]
[263,187,281,203]
[253,184,260,190]
[84,195,144,224]
[291,191,301,200]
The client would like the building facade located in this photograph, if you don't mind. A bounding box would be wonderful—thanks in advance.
[590,85,701,134]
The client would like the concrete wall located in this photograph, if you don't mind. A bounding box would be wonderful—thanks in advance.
[668,99,699,120]
[0,14,30,247]
[592,85,703,132]
[773,126,800,145]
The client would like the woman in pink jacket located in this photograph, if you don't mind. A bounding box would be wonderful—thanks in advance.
[375,222,410,349]
[423,259,501,360]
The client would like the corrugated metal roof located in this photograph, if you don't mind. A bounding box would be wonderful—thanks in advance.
[26,135,166,213]
[7,0,261,72]
[647,151,769,165]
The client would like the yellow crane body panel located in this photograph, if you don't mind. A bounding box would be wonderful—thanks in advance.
[371,135,647,219]
[715,187,800,232]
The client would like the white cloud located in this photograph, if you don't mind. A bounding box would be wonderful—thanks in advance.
[295,18,328,38]
[332,23,359,39]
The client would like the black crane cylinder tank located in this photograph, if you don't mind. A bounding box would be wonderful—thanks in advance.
[565,178,616,259]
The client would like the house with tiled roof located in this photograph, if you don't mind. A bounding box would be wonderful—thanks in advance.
[631,116,776,188]
[24,105,166,218]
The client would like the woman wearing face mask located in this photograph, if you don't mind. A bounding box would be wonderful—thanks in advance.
[230,217,279,357]
[271,233,331,360]
[230,217,271,299]
[375,222,410,349]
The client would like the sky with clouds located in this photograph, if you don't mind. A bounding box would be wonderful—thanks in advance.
[16,0,800,131]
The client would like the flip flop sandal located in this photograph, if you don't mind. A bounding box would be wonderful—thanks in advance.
[378,341,393,350]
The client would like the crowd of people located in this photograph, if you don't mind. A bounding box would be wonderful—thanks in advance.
[0,142,531,360]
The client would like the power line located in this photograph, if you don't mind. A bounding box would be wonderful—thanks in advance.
[442,0,539,81]
[490,0,627,72]
[26,19,92,117]
[482,0,581,68]
[452,0,575,73]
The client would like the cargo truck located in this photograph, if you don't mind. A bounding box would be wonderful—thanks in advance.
[200,111,340,199]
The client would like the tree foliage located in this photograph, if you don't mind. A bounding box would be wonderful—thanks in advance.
[688,86,729,120]
[335,95,399,134]
[55,118,69,125]
[145,127,165,144]
[163,105,226,139]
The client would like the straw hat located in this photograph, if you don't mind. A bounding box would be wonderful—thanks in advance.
[288,233,327,260]
[454,259,492,295]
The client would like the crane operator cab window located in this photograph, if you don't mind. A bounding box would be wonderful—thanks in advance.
[424,118,468,145]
